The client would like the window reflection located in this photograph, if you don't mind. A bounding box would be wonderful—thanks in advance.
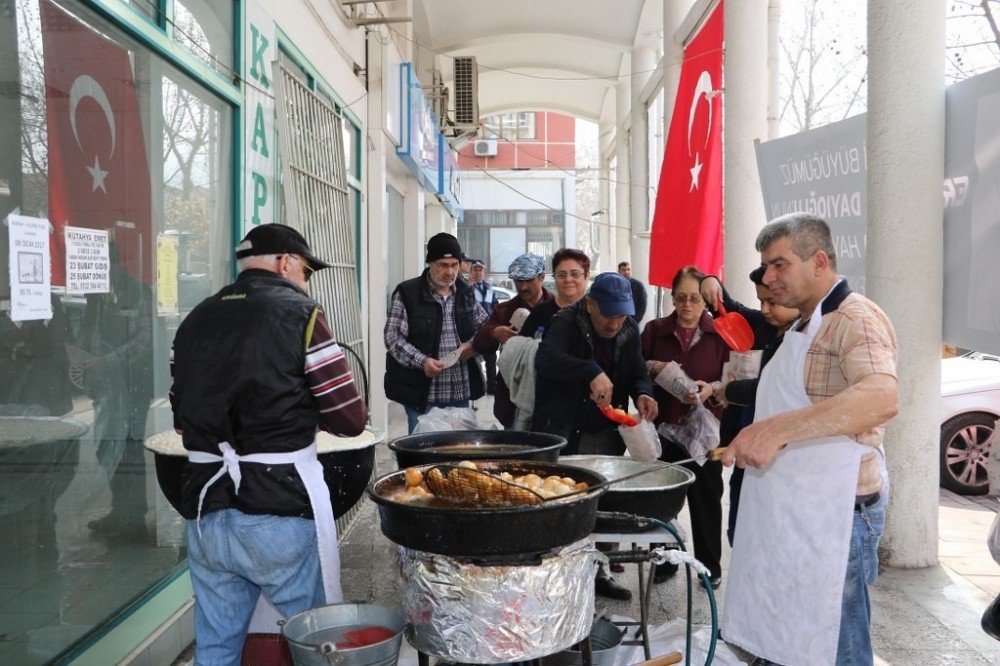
[1,1,232,661]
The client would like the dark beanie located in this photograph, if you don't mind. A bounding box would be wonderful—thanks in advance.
[425,233,463,263]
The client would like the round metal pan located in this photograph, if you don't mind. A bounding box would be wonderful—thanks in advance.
[561,455,695,531]
[367,460,606,558]
[389,430,566,468]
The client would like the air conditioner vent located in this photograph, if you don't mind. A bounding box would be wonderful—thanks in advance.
[473,139,497,157]
[453,56,479,128]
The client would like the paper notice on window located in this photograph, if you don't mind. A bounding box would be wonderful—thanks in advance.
[65,226,110,294]
[7,214,52,321]
[156,234,179,315]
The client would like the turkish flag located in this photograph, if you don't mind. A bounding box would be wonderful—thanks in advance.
[40,0,152,286]
[648,1,724,287]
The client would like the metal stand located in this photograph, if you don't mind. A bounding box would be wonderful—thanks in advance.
[593,523,685,660]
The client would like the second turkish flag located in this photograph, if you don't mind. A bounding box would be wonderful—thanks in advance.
[648,1,724,287]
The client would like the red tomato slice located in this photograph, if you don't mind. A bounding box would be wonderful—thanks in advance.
[600,405,638,427]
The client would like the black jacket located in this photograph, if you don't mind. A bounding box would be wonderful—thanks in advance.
[171,269,324,519]
[384,271,484,410]
[710,285,781,444]
[531,301,653,449]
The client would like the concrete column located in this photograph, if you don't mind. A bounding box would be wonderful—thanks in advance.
[629,46,655,322]
[365,37,389,433]
[597,139,611,272]
[767,0,781,139]
[723,0,769,304]
[614,75,631,267]
[867,1,944,568]
[425,201,447,237]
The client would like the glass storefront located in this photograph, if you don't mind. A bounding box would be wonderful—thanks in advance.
[0,0,232,661]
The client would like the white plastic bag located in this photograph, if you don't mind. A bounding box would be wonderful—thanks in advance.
[656,402,720,465]
[619,419,662,462]
[989,510,1000,566]
[413,407,481,433]
[654,361,697,401]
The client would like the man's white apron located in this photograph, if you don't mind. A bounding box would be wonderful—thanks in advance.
[721,298,865,665]
[189,441,343,633]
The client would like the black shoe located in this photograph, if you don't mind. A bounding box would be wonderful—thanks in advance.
[595,573,632,601]
[652,562,679,584]
[702,574,722,590]
[982,592,1000,641]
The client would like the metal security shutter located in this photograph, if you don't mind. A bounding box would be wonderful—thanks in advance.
[273,62,366,399]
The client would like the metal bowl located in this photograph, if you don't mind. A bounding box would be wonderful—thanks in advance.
[561,455,695,531]
[389,429,566,468]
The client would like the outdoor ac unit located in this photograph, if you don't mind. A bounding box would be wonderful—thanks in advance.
[453,56,479,128]
[473,139,498,157]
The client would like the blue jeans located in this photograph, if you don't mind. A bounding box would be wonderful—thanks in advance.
[835,492,886,665]
[187,509,326,665]
[405,399,470,433]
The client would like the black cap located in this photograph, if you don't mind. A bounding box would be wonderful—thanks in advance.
[425,233,463,263]
[235,224,331,271]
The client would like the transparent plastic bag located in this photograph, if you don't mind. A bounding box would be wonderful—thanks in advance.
[413,407,483,433]
[619,419,662,462]
[657,403,720,465]
[654,361,698,401]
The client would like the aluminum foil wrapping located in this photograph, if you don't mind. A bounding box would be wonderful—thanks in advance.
[398,539,599,662]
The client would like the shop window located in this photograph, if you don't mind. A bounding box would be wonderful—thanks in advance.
[173,0,235,75]
[1,0,233,661]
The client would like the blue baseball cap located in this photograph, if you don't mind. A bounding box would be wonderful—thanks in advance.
[588,272,635,317]
[508,253,545,280]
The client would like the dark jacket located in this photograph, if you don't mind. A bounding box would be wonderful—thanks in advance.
[531,301,653,449]
[710,285,781,444]
[640,311,729,429]
[473,288,554,426]
[385,271,484,410]
[172,269,325,519]
[628,277,648,321]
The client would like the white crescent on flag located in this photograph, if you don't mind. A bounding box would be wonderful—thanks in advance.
[69,75,115,193]
[686,70,714,191]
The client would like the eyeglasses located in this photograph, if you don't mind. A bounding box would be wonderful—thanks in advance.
[672,294,703,305]
[555,270,586,280]
[288,255,315,283]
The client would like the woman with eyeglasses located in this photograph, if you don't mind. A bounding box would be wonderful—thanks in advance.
[519,248,591,339]
[640,265,729,589]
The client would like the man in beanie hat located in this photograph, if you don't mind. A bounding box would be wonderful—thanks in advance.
[472,252,554,427]
[170,223,367,662]
[385,232,488,432]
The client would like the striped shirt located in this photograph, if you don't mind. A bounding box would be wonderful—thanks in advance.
[384,280,488,404]
[305,308,368,435]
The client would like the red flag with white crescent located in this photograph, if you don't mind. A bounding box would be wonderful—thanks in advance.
[648,0,724,287]
[40,0,152,286]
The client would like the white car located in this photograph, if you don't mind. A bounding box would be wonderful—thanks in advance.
[940,353,1000,495]
[492,286,515,303]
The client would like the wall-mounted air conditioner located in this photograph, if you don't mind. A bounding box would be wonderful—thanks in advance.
[473,139,498,157]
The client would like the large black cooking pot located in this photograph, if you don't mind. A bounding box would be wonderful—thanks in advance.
[367,460,606,559]
[389,430,566,468]
[562,455,695,532]
[145,429,381,518]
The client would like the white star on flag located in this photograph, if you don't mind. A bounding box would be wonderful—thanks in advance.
[86,155,109,193]
[689,153,703,192]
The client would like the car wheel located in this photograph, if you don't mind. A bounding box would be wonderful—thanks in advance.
[940,412,996,495]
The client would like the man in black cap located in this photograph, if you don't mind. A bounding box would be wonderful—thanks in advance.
[385,232,488,432]
[533,272,658,601]
[170,223,367,663]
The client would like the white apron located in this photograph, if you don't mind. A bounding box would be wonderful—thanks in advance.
[721,299,866,665]
[189,441,343,633]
